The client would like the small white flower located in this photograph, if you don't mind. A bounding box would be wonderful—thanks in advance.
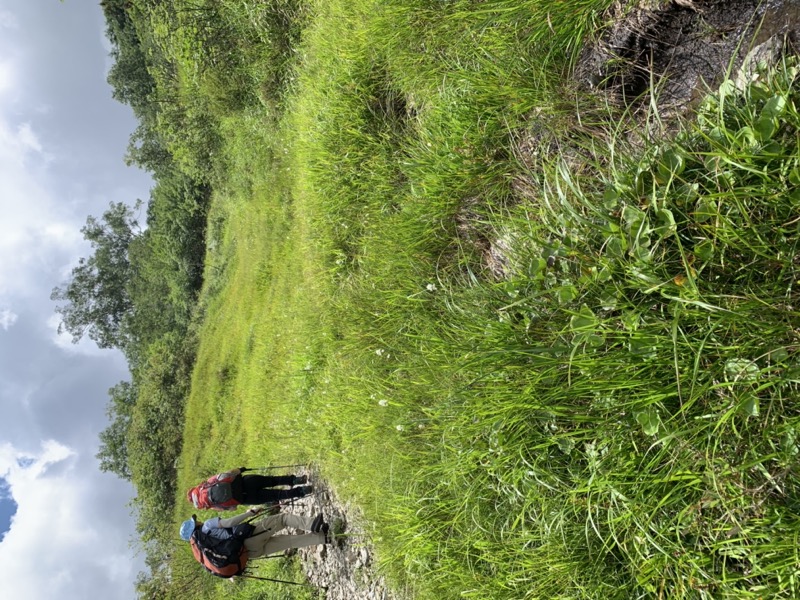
[426,283,437,292]
[375,348,385,356]
[396,424,405,431]
[417,423,425,429]
[378,399,388,407]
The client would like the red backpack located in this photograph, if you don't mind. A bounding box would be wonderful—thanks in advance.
[188,471,240,510]
[189,523,254,578]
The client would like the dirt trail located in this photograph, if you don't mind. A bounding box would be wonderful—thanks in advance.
[288,469,403,600]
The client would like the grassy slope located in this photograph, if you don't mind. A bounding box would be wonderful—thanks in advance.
[174,0,800,598]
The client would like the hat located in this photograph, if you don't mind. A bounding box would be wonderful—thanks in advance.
[179,516,197,541]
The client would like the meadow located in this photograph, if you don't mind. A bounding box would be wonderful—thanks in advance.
[130,0,800,598]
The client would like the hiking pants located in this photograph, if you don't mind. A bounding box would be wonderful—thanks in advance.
[237,474,302,504]
[244,513,326,557]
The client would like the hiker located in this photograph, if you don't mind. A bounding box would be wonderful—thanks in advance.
[187,467,312,511]
[180,506,330,576]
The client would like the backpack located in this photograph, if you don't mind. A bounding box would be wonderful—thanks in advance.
[189,523,255,578]
[191,471,240,510]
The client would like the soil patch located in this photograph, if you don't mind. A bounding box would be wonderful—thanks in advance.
[576,0,800,113]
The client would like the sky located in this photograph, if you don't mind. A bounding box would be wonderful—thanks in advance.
[0,1,153,598]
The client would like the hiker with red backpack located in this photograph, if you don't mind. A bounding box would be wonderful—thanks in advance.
[179,505,330,578]
[187,467,312,511]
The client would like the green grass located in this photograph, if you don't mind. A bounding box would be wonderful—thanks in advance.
[171,0,800,598]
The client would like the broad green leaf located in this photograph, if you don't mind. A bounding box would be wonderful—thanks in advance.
[738,393,759,418]
[570,304,597,332]
[718,79,735,99]
[635,408,659,436]
[762,94,787,119]
[708,126,726,143]
[631,244,652,263]
[760,140,783,155]
[603,186,621,210]
[781,428,799,456]
[694,239,714,262]
[676,182,700,204]
[597,265,613,282]
[622,205,648,241]
[528,257,547,277]
[769,348,789,363]
[622,312,640,331]
[658,149,685,179]
[605,236,625,258]
[737,126,757,146]
[587,333,605,347]
[634,170,653,196]
[754,116,777,141]
[557,437,575,455]
[557,285,577,304]
[654,208,676,237]
[599,288,618,310]
[789,166,800,186]
[695,197,716,223]
[725,358,759,383]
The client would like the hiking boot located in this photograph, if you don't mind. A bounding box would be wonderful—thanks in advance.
[290,485,313,499]
[311,513,325,533]
[321,522,330,543]
[292,474,308,486]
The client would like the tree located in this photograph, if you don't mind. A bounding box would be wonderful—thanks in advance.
[51,201,140,350]
[96,380,137,480]
[125,122,172,174]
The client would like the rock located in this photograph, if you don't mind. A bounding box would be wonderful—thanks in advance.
[282,469,405,600]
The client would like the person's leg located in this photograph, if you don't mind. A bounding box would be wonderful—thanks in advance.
[245,513,326,557]
[243,474,294,488]
[241,481,313,504]
[257,533,325,556]
[252,512,318,534]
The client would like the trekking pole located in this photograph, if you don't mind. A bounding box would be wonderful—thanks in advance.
[239,573,323,588]
[244,464,308,471]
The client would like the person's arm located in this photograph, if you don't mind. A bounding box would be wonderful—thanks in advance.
[217,507,258,528]
[202,517,226,537]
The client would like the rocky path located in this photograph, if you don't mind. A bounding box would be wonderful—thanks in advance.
[286,469,403,600]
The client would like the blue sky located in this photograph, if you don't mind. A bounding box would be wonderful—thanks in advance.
[0,1,152,598]
[0,478,13,541]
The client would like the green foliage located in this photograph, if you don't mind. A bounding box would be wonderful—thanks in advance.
[97,380,137,480]
[51,201,139,349]
[129,332,195,545]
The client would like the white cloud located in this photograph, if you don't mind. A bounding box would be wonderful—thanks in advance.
[0,113,84,300]
[0,441,139,600]
[0,60,15,97]
[16,122,43,154]
[0,308,17,330]
[0,10,19,30]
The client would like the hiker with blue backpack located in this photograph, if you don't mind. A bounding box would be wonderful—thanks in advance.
[180,505,330,578]
[187,467,313,511]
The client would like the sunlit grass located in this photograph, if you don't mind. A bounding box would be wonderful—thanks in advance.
[174,0,800,598]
